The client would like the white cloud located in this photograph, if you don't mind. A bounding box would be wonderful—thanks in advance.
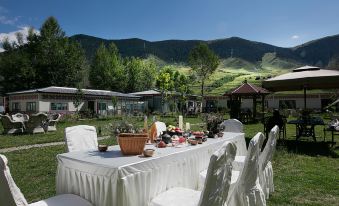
[0,15,19,25]
[291,35,300,39]
[0,26,39,51]
[0,6,20,26]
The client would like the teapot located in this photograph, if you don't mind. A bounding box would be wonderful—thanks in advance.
[161,132,172,144]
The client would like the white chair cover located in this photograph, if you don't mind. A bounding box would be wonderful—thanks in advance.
[150,142,237,206]
[155,121,167,137]
[220,119,243,133]
[259,125,279,198]
[29,194,92,206]
[0,154,93,206]
[0,154,28,206]
[227,132,266,206]
[64,125,98,152]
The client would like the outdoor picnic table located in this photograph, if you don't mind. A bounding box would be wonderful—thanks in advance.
[288,117,325,141]
[56,132,246,206]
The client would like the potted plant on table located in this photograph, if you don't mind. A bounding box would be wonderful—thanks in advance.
[110,121,148,155]
[203,113,224,138]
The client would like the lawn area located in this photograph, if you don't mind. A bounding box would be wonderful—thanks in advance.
[1,116,338,205]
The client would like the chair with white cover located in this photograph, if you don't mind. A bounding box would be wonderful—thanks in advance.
[220,119,243,133]
[64,125,98,152]
[259,125,279,199]
[150,141,237,206]
[149,121,167,142]
[0,154,93,206]
[227,132,266,206]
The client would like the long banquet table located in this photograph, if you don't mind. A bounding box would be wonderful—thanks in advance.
[56,132,246,206]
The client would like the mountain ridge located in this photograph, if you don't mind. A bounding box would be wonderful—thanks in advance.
[70,34,339,69]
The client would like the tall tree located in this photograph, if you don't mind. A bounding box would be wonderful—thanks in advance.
[138,59,157,91]
[124,57,157,92]
[125,57,143,93]
[90,42,125,91]
[188,43,220,99]
[156,66,175,113]
[33,16,87,87]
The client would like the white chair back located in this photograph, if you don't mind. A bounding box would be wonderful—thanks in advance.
[199,142,237,206]
[240,132,264,189]
[220,119,243,133]
[0,154,28,206]
[155,121,167,137]
[227,132,266,206]
[65,125,98,152]
[260,126,279,170]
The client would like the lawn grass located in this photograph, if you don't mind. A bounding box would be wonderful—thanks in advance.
[2,116,339,205]
[0,118,116,149]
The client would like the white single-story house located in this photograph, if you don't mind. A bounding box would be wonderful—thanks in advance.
[129,90,201,114]
[6,86,142,115]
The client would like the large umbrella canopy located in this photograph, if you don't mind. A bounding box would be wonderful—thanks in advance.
[263,66,339,91]
[262,66,339,108]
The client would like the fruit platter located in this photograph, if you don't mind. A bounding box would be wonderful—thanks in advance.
[167,125,184,136]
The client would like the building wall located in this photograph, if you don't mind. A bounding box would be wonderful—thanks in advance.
[8,94,39,113]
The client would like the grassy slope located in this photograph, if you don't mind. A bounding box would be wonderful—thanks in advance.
[2,117,338,205]
[175,64,286,95]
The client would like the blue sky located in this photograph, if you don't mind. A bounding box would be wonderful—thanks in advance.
[0,0,339,47]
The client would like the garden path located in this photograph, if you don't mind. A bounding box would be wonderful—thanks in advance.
[0,136,110,153]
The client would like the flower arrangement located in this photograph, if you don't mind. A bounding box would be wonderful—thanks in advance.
[203,113,224,137]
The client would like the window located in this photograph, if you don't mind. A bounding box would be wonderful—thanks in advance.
[98,102,107,111]
[26,102,36,112]
[97,102,107,115]
[12,102,21,111]
[51,103,68,111]
[279,100,296,109]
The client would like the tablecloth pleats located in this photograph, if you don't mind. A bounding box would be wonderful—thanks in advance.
[56,132,246,206]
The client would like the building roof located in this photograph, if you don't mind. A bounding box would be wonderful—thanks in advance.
[225,80,270,96]
[7,86,139,98]
[129,89,183,96]
[129,90,161,96]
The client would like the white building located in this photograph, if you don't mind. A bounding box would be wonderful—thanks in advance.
[6,86,142,115]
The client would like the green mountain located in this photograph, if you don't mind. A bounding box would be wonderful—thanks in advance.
[70,34,339,69]
[70,34,291,65]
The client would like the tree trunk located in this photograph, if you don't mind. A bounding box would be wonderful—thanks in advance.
[201,80,204,112]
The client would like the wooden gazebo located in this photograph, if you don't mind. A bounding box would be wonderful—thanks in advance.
[225,80,270,122]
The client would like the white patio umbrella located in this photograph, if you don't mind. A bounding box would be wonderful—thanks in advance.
[262,66,339,109]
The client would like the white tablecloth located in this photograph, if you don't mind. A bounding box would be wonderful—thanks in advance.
[56,132,246,206]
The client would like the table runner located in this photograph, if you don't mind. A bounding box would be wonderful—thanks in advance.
[56,132,246,206]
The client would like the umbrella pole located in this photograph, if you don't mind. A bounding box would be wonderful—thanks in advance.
[304,87,307,109]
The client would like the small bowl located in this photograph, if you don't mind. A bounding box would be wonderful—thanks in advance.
[143,149,155,157]
[98,144,108,152]
[189,139,198,145]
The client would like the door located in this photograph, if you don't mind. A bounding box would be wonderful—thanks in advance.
[88,101,95,114]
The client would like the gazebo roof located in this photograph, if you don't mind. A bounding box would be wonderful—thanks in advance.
[225,80,270,96]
